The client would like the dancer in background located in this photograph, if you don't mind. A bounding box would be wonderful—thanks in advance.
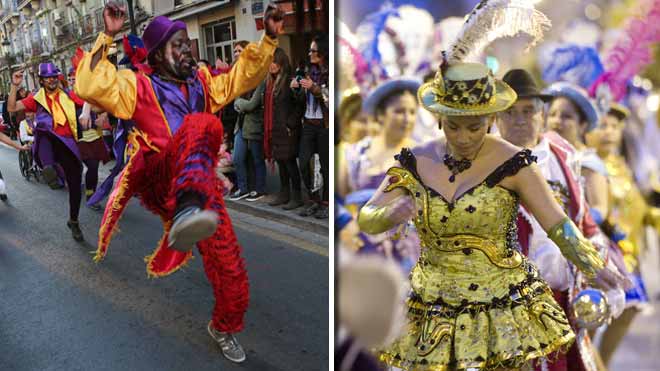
[8,64,85,241]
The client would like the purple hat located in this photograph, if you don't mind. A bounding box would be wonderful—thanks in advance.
[142,16,187,56]
[38,62,60,78]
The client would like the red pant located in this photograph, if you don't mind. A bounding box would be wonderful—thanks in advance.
[137,113,248,333]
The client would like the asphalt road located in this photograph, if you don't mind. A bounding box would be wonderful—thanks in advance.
[0,145,329,371]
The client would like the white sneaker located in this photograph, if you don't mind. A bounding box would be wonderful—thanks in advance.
[207,322,246,363]
[168,207,218,251]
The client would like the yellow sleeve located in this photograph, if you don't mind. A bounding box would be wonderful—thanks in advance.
[74,33,137,120]
[201,34,277,113]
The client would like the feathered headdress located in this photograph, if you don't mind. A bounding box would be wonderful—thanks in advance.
[119,34,152,74]
[588,0,660,102]
[355,3,400,82]
[444,0,551,65]
[540,43,604,88]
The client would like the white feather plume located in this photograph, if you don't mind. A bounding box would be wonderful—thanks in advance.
[447,0,551,63]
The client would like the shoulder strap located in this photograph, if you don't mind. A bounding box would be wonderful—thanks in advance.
[393,147,422,182]
[485,149,537,187]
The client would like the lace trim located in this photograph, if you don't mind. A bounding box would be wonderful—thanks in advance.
[394,147,423,182]
[485,149,537,187]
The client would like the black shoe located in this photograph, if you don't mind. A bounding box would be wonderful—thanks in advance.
[282,192,303,210]
[299,203,319,217]
[267,192,290,207]
[245,191,265,202]
[67,220,84,242]
[227,189,250,201]
[313,204,328,219]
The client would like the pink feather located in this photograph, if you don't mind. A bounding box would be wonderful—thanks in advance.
[338,36,371,86]
[590,0,660,100]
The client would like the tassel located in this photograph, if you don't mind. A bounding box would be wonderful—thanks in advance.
[446,0,551,63]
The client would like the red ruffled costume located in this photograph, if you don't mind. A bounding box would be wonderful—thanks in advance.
[99,113,247,332]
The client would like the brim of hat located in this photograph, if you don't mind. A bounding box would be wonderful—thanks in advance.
[363,78,421,116]
[418,80,517,117]
[517,92,554,102]
[543,86,599,131]
[39,73,60,78]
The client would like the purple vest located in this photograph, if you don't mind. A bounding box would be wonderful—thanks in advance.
[33,95,82,162]
[149,75,207,133]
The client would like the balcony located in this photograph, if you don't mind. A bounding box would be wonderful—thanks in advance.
[30,39,42,56]
[55,22,76,48]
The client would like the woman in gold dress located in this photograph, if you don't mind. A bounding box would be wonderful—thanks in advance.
[358,62,614,371]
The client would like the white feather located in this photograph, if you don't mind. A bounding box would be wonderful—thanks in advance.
[447,0,551,63]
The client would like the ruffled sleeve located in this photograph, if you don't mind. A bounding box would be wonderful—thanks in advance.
[485,149,537,187]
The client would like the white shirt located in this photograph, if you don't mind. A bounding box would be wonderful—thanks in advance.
[19,120,34,143]
[304,90,324,119]
[521,138,572,291]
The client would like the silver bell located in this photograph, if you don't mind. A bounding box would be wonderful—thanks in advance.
[571,289,610,330]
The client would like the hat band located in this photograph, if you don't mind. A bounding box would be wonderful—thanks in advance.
[436,84,498,110]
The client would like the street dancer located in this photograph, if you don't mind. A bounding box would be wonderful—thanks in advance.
[8,64,86,241]
[74,2,282,363]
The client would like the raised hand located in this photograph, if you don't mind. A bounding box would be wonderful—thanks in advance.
[215,58,230,70]
[103,1,127,37]
[12,70,24,86]
[264,4,284,39]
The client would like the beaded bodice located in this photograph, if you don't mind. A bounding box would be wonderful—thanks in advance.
[384,148,539,304]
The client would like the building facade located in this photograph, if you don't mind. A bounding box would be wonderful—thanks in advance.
[0,0,326,95]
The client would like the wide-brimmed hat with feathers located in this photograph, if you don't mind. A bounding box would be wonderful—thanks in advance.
[418,0,551,116]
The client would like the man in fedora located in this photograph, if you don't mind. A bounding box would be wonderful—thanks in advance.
[74,1,283,363]
[8,63,86,241]
[497,69,627,371]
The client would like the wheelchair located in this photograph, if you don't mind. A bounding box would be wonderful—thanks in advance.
[18,140,42,182]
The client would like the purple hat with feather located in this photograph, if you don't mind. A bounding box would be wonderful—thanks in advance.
[142,16,187,57]
[38,62,60,78]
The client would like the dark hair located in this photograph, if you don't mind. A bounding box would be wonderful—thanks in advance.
[375,88,417,116]
[312,35,328,64]
[269,48,291,97]
[339,93,362,125]
[198,59,211,67]
[234,40,249,49]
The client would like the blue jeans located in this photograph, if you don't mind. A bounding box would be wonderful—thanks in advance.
[232,128,266,193]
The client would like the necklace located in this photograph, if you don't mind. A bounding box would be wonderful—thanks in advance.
[443,141,485,183]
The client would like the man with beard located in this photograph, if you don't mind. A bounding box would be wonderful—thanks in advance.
[496,69,627,371]
[74,2,283,363]
[8,63,86,241]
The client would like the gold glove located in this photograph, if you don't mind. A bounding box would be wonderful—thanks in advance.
[357,204,397,235]
[547,218,604,279]
[644,207,660,232]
